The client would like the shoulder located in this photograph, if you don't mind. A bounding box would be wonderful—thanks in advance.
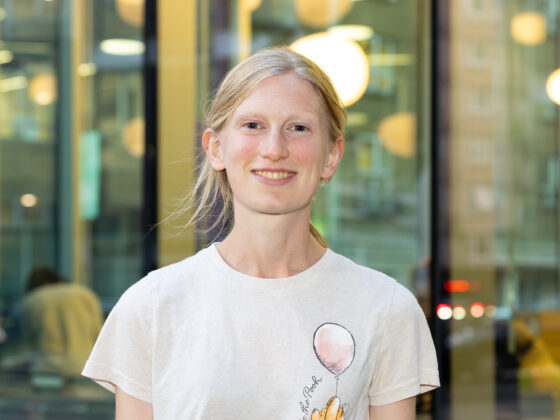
[147,245,211,283]
[326,250,421,317]
[118,246,212,309]
[327,249,398,294]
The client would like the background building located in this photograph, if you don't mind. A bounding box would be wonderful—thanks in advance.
[0,0,559,419]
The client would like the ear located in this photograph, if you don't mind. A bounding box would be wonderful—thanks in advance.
[202,128,225,171]
[321,137,344,180]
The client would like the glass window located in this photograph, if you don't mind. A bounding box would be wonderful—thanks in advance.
[0,0,144,417]
[441,0,560,419]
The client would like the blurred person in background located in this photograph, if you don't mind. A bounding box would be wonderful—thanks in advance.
[21,266,103,377]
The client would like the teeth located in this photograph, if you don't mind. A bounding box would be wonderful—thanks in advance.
[254,170,294,180]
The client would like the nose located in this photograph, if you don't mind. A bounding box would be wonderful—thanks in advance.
[261,128,289,161]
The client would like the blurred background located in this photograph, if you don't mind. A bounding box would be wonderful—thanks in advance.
[0,0,559,419]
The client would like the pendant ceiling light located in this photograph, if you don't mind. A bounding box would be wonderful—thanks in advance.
[28,73,57,106]
[510,12,546,46]
[290,33,369,107]
[377,112,416,158]
[116,0,144,27]
[245,0,262,13]
[546,68,560,106]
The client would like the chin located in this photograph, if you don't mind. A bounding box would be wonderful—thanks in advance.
[251,201,313,216]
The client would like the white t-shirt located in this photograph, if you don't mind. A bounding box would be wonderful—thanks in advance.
[82,244,440,419]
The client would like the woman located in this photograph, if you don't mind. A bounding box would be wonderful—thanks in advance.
[82,47,439,420]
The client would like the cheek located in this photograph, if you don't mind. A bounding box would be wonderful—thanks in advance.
[222,137,259,164]
[292,141,328,167]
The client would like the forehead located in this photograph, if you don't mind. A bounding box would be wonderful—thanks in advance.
[232,73,326,119]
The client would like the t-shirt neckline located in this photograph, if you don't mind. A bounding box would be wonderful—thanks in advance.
[203,242,337,294]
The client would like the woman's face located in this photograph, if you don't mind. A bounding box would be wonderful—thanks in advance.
[203,72,344,218]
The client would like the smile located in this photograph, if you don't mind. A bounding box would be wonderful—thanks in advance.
[252,170,296,180]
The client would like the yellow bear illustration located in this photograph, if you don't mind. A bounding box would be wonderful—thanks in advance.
[311,396,344,420]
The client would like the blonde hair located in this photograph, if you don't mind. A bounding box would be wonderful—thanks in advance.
[189,46,346,246]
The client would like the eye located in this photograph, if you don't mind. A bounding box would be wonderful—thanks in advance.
[244,122,260,129]
[293,124,309,132]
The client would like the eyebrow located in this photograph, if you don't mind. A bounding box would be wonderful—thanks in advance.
[231,111,321,125]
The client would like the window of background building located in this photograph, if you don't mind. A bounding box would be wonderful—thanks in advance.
[0,0,143,417]
[443,0,560,419]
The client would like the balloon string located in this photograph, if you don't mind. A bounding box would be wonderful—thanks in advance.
[335,376,339,396]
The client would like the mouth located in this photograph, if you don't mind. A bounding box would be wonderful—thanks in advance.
[252,169,297,180]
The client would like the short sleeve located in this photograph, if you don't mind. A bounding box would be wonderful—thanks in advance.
[81,276,155,403]
[368,282,440,406]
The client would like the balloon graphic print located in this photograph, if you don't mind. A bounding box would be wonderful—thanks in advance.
[313,323,355,377]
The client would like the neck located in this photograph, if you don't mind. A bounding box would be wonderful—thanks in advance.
[217,205,326,278]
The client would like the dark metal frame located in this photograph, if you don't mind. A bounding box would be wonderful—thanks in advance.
[431,1,450,419]
[142,0,158,275]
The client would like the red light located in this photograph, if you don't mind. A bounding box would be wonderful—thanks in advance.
[436,304,453,320]
[444,280,470,293]
[471,302,485,318]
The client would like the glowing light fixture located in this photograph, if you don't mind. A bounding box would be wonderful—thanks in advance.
[471,302,485,318]
[245,0,262,12]
[0,50,14,64]
[295,0,352,28]
[377,112,416,157]
[122,117,145,157]
[436,304,452,320]
[78,63,97,77]
[0,7,6,21]
[546,68,560,105]
[116,0,144,26]
[291,33,369,107]
[21,194,38,208]
[28,73,57,105]
[452,305,467,320]
[328,25,373,41]
[510,12,546,46]
[100,39,145,56]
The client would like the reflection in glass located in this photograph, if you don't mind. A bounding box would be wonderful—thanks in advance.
[291,32,370,106]
[0,0,143,417]
[445,1,560,419]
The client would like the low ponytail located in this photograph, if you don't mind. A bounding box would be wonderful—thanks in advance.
[310,222,328,248]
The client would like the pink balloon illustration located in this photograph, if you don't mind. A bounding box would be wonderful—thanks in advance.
[313,323,355,394]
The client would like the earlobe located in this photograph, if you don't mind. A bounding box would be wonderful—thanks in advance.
[202,128,225,171]
[321,137,345,180]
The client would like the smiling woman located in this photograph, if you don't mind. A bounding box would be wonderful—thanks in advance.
[191,47,347,246]
[81,47,439,420]
[203,72,343,222]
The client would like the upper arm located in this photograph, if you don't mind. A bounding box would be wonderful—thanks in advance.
[369,396,416,420]
[116,387,153,420]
